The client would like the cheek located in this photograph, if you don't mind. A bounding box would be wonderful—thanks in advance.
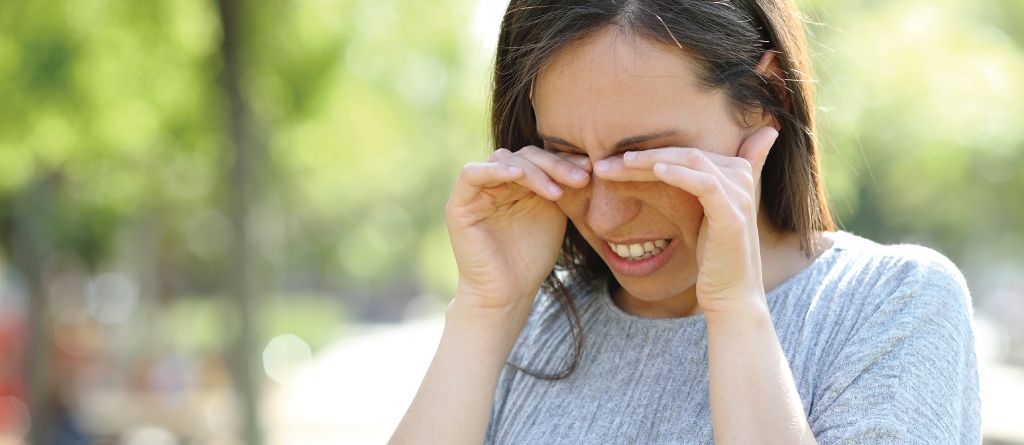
[640,182,705,233]
[672,196,705,234]
[555,187,589,223]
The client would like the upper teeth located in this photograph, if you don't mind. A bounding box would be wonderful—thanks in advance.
[607,239,668,261]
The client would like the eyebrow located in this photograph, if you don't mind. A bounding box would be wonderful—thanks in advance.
[538,130,681,152]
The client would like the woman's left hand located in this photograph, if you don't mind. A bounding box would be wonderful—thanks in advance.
[593,126,779,314]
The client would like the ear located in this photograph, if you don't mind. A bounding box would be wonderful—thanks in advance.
[752,50,787,131]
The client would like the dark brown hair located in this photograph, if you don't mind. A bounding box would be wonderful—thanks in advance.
[491,0,834,379]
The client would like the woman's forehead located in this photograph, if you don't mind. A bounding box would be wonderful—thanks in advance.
[533,27,729,154]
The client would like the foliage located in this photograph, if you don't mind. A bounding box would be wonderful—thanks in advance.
[802,0,1024,272]
[0,0,1021,308]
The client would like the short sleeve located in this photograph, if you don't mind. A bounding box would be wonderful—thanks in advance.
[808,249,982,444]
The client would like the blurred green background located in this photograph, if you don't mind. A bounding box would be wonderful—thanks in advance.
[0,0,1021,443]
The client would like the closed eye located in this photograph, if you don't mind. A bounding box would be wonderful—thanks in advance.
[542,142,584,155]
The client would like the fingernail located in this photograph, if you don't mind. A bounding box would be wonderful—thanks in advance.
[508,166,522,174]
[594,160,609,173]
[654,163,668,173]
[624,152,636,162]
[548,184,563,196]
[579,157,591,166]
[571,168,588,182]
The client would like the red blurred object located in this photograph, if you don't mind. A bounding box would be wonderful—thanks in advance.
[0,310,27,403]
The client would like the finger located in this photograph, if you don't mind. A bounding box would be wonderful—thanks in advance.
[652,163,739,226]
[495,150,568,200]
[622,147,747,172]
[592,155,659,182]
[452,162,526,204]
[736,126,779,180]
[555,152,593,173]
[612,149,733,188]
[622,148,755,195]
[516,146,591,188]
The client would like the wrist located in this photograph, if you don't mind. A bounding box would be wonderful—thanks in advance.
[447,294,529,325]
[452,281,538,320]
[701,294,771,328]
[446,291,535,351]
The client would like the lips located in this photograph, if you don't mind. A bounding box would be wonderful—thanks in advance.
[601,238,675,278]
[606,239,669,261]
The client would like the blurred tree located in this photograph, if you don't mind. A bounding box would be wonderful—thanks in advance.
[215,0,263,442]
[1,0,485,439]
[801,0,1024,274]
[0,0,224,439]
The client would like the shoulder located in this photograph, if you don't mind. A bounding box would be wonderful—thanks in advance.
[825,231,972,316]
[783,231,977,371]
[804,233,981,441]
[807,232,978,396]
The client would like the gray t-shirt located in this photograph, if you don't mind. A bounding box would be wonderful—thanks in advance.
[485,231,981,444]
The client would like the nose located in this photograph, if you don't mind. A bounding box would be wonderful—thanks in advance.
[587,176,640,238]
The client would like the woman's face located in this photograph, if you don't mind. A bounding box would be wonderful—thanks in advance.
[533,27,768,306]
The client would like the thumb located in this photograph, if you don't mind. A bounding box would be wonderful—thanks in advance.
[737,126,779,181]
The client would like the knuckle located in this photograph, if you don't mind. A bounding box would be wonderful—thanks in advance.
[698,174,720,193]
[491,148,512,161]
[738,195,754,213]
[736,173,755,189]
[735,157,752,171]
[518,145,538,156]
[685,149,705,165]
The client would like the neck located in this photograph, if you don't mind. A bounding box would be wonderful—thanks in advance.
[757,210,833,294]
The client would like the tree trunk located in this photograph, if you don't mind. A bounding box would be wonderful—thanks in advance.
[216,0,262,444]
[11,178,55,445]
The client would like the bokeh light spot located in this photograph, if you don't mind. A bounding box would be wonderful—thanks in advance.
[85,273,139,324]
[0,397,30,445]
[263,334,313,384]
[55,308,104,357]
[120,425,178,445]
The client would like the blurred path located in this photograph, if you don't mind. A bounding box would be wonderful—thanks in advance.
[266,315,1024,444]
[976,316,1024,444]
[265,316,445,445]
[982,362,1024,443]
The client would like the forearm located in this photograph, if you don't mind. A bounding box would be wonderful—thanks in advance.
[704,302,817,445]
[389,297,531,445]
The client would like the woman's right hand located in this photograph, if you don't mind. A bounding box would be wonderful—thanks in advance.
[446,146,592,315]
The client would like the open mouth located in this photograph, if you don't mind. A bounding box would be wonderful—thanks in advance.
[606,239,671,262]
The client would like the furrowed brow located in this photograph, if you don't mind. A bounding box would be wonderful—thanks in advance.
[538,130,682,153]
[538,134,582,151]
[613,131,680,151]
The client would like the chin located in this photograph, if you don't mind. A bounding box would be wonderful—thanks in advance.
[611,265,698,302]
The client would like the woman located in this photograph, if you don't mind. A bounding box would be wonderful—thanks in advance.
[391,0,981,443]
